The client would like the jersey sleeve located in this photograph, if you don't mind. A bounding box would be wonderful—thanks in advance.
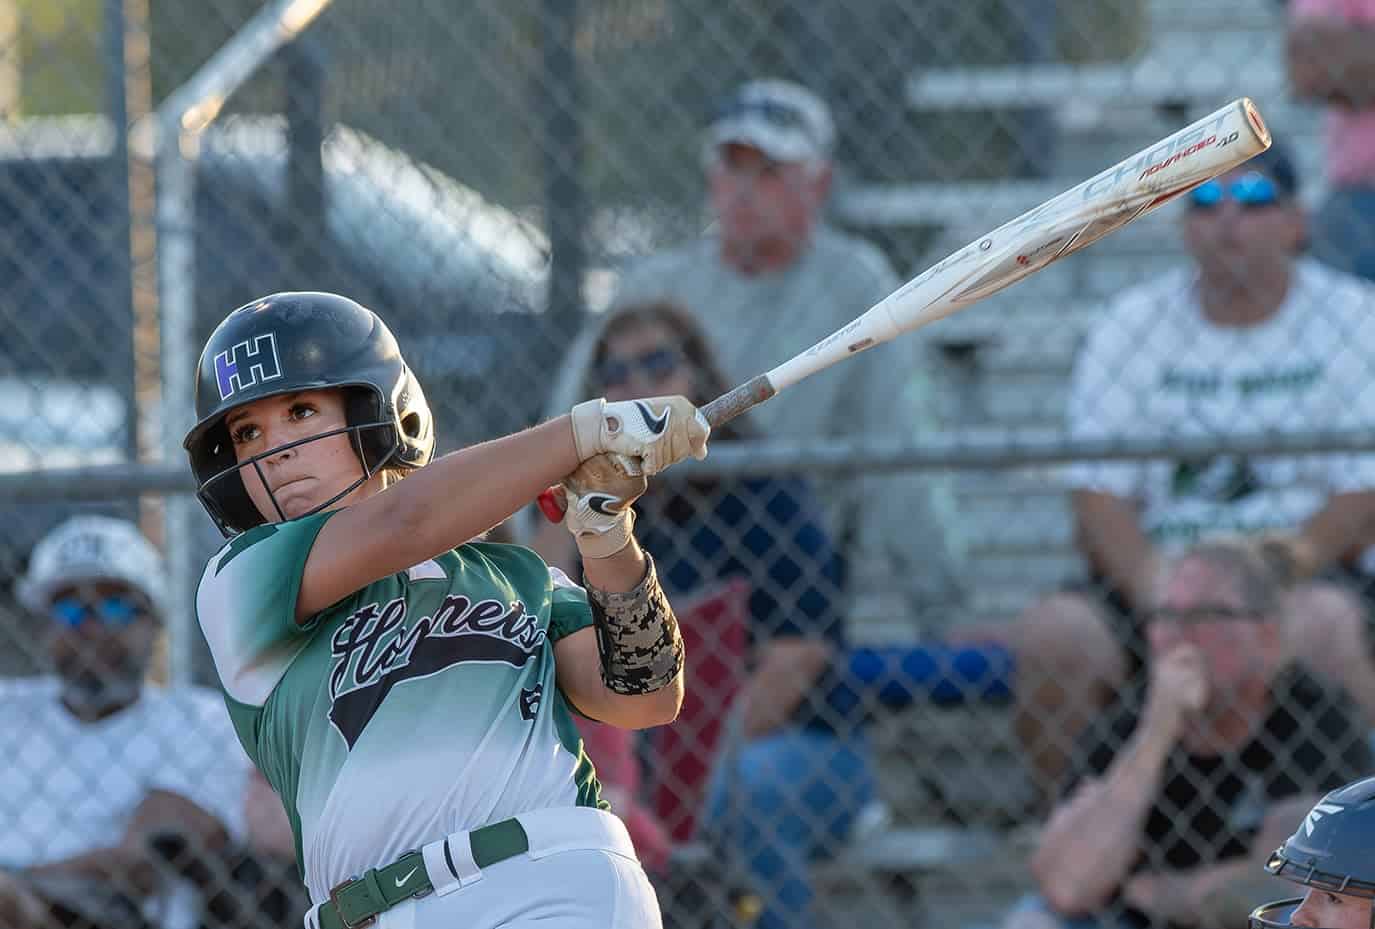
[196,510,337,706]
[548,566,594,642]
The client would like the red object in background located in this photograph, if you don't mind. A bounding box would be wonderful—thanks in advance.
[652,577,751,842]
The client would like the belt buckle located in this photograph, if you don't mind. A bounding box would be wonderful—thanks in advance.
[397,849,432,899]
[328,877,377,929]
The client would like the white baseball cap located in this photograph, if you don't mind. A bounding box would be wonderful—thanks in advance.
[704,79,835,165]
[18,516,167,618]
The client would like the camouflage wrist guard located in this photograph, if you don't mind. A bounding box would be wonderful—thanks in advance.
[585,554,684,695]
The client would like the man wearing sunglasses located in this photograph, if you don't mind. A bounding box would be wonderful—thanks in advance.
[0,516,252,929]
[1009,540,1369,929]
[608,78,967,633]
[1005,142,1375,804]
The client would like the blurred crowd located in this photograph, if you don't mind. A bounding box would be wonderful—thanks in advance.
[10,1,1375,928]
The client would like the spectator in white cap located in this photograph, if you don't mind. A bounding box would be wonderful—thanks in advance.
[0,516,255,929]
[581,77,967,635]
[17,515,169,717]
[699,78,838,272]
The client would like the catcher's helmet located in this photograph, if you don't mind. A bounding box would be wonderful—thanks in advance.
[183,292,435,536]
[1250,777,1375,929]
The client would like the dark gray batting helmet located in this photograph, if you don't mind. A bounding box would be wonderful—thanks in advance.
[183,292,435,536]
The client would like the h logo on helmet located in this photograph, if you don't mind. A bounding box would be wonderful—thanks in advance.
[214,333,283,401]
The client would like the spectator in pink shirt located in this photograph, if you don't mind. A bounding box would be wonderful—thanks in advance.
[1288,0,1375,279]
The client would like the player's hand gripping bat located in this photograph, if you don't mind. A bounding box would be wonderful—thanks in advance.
[538,97,1271,523]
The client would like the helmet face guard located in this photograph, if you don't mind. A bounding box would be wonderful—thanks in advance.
[1250,899,1303,929]
[194,416,397,534]
[1250,896,1375,929]
[184,293,435,537]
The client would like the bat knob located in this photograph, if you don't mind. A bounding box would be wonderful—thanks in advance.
[537,487,567,524]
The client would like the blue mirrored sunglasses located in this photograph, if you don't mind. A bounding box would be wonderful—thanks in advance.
[50,594,145,629]
[1189,172,1281,210]
[598,347,683,388]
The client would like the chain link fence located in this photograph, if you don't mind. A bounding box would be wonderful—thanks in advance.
[3,0,1375,927]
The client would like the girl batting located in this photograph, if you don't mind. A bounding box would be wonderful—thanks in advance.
[184,292,708,929]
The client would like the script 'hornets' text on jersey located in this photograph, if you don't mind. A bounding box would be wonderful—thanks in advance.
[195,510,604,902]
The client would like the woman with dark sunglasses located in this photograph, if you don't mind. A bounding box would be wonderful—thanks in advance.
[534,299,874,929]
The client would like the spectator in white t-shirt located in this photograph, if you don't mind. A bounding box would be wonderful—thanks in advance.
[0,516,251,929]
[1002,143,1375,804]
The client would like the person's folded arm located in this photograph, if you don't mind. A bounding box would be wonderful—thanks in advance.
[1123,794,1319,929]
[1296,490,1375,575]
[25,788,228,896]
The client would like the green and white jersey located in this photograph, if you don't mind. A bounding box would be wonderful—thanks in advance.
[195,510,603,902]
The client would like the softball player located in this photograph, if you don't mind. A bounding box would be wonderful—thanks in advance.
[183,292,709,929]
[1250,776,1375,929]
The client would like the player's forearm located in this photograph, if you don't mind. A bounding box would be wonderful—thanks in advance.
[584,553,685,727]
[1033,711,1177,913]
[584,672,684,730]
[1072,490,1158,610]
[581,537,648,594]
[384,417,580,561]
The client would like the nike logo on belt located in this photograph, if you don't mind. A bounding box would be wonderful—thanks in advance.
[633,401,669,436]
[395,866,419,888]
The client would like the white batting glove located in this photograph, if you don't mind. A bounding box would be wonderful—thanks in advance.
[560,453,648,560]
[569,396,710,475]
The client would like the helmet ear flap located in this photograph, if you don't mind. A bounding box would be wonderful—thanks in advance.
[394,367,434,468]
[346,387,397,474]
[199,471,262,536]
[192,423,266,535]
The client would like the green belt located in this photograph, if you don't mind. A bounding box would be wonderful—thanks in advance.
[319,818,530,929]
